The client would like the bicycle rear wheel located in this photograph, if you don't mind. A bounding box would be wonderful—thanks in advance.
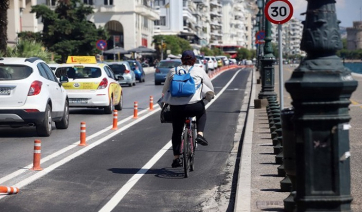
[190,123,197,171]
[183,130,190,178]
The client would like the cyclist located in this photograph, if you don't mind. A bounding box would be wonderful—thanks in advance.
[162,50,214,168]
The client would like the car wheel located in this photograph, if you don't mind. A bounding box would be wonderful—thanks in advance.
[142,77,145,82]
[55,100,69,129]
[36,104,52,137]
[129,83,133,87]
[115,93,123,111]
[104,97,114,114]
[155,81,161,85]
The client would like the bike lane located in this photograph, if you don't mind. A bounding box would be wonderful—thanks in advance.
[0,68,251,212]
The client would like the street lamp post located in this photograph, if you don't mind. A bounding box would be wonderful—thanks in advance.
[285,0,357,211]
[256,0,276,106]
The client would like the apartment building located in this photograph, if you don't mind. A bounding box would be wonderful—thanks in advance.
[272,17,304,57]
[7,0,159,51]
[7,0,37,44]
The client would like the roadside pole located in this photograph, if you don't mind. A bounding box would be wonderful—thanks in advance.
[278,24,284,109]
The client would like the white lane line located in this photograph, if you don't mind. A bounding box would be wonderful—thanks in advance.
[99,69,243,212]
[0,107,161,200]
[0,107,157,186]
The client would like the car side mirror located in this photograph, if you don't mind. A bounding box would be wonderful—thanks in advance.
[60,75,69,83]
[132,67,135,71]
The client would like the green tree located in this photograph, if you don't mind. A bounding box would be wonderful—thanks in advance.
[152,35,191,59]
[0,0,9,56]
[236,48,252,60]
[6,40,53,62]
[200,47,213,56]
[151,35,164,60]
[30,0,108,62]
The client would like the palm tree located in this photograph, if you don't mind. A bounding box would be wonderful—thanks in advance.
[0,0,9,56]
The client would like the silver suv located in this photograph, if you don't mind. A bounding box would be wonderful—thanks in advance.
[0,57,69,136]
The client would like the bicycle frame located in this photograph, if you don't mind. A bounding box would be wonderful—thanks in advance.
[180,117,197,178]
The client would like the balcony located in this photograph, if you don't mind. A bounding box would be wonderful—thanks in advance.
[210,9,222,17]
[210,0,221,7]
[135,5,159,20]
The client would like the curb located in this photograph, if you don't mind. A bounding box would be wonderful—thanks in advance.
[234,67,256,212]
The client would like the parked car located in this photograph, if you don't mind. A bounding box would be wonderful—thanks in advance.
[204,56,215,71]
[107,61,136,87]
[196,55,208,73]
[211,56,218,68]
[55,56,123,114]
[195,59,206,72]
[216,58,223,67]
[127,60,145,83]
[216,56,229,66]
[0,57,69,136]
[154,59,182,85]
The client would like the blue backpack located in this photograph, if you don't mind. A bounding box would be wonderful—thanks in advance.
[170,66,201,97]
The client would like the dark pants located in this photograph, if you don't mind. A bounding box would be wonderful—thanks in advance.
[170,101,206,156]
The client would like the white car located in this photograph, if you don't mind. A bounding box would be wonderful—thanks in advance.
[0,57,69,136]
[48,63,60,73]
[195,59,206,73]
[55,56,123,114]
[204,56,215,71]
[107,61,136,87]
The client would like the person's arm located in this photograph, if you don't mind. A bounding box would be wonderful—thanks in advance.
[162,68,174,95]
[202,71,214,92]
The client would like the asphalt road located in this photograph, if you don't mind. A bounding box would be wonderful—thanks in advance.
[0,67,251,211]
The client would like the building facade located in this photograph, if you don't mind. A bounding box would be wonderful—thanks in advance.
[7,0,159,52]
[347,21,362,50]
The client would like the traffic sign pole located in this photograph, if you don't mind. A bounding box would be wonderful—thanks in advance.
[265,0,293,110]
[278,24,283,110]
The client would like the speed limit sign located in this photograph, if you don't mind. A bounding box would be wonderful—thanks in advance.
[265,0,293,24]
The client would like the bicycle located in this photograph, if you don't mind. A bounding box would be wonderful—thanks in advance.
[180,116,197,178]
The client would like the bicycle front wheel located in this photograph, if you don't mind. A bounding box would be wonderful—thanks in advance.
[183,130,189,178]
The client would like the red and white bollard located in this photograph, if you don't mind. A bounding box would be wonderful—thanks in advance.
[79,122,87,146]
[31,139,42,171]
[133,101,138,118]
[111,110,118,130]
[149,96,154,110]
[0,186,19,195]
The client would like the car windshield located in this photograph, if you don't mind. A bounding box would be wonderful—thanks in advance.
[108,64,127,74]
[158,61,181,68]
[56,66,101,79]
[0,65,32,80]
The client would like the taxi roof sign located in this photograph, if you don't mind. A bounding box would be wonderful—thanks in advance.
[66,56,97,64]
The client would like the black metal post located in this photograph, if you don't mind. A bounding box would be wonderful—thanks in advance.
[285,0,357,211]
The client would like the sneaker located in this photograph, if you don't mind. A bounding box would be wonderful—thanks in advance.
[171,158,182,168]
[196,134,208,146]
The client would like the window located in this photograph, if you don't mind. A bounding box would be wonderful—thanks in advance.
[83,0,93,5]
[104,0,113,5]
[160,16,166,26]
[154,0,165,6]
[143,16,148,28]
[46,0,56,6]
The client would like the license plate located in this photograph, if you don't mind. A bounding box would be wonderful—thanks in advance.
[0,87,11,95]
[69,98,89,104]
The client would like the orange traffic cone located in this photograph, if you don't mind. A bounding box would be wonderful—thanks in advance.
[133,101,138,119]
[79,122,87,146]
[111,110,118,130]
[0,186,19,194]
[31,139,42,171]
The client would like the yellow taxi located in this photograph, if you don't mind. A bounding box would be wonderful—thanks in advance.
[55,56,123,114]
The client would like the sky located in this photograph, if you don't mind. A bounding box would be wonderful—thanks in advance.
[288,0,362,27]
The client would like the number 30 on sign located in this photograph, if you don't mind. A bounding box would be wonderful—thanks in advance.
[265,0,293,25]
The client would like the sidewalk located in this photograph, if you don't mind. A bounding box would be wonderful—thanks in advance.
[235,66,289,212]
